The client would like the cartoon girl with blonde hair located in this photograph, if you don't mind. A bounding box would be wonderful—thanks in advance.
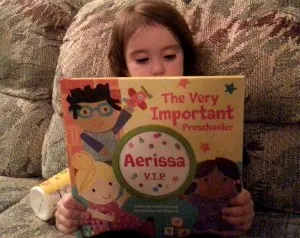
[72,152,144,236]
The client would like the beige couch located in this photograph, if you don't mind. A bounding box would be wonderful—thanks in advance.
[0,0,299,237]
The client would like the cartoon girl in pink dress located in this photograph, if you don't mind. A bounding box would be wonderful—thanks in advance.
[72,152,145,237]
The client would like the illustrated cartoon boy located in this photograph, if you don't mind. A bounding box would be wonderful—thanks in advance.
[67,83,133,165]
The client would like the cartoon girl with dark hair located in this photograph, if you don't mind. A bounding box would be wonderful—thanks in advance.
[184,157,242,234]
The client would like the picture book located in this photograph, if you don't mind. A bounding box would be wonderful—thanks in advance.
[60,76,245,238]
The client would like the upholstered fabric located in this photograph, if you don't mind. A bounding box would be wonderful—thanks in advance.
[0,176,72,238]
[0,0,77,177]
[0,0,74,99]
[0,176,42,213]
[244,123,300,213]
[187,0,300,123]
[0,94,53,177]
[42,112,68,177]
[246,210,300,237]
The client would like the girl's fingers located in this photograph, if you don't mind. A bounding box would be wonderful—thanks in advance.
[235,222,254,232]
[60,193,85,211]
[57,203,83,220]
[230,189,252,206]
[56,221,79,235]
[222,200,254,217]
[55,209,80,231]
[55,193,88,234]
[222,211,255,229]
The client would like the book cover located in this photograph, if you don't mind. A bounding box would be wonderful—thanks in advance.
[60,76,245,238]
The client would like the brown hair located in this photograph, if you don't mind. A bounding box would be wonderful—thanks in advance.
[108,0,196,76]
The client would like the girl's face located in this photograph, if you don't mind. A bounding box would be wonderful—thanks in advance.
[124,24,184,77]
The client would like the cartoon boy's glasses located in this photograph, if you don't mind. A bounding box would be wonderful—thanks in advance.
[76,102,114,118]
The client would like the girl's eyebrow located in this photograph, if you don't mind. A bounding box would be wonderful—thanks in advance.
[162,44,181,51]
[130,44,181,57]
[130,49,147,57]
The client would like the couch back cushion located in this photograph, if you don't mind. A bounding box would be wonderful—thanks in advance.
[187,0,300,123]
[44,0,300,214]
[244,123,300,213]
[0,0,75,177]
[0,0,75,99]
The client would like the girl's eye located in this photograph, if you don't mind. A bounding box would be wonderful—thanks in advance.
[92,188,96,192]
[164,54,176,60]
[109,182,112,186]
[136,58,149,64]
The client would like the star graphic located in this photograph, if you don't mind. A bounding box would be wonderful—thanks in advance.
[199,143,210,153]
[172,176,179,183]
[178,78,190,89]
[128,142,134,148]
[225,83,237,95]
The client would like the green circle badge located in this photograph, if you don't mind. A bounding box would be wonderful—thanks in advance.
[113,125,196,200]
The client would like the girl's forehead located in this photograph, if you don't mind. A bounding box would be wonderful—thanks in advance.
[132,24,176,40]
[126,24,180,51]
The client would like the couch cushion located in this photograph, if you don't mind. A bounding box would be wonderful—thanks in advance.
[0,0,75,100]
[0,0,79,177]
[186,0,300,123]
[0,94,53,177]
[0,194,72,238]
[42,113,68,179]
[243,123,300,213]
[0,176,42,213]
[244,210,300,238]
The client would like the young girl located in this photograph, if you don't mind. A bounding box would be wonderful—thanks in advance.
[55,0,254,236]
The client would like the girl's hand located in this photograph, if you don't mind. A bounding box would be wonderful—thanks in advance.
[222,189,255,234]
[55,193,90,234]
